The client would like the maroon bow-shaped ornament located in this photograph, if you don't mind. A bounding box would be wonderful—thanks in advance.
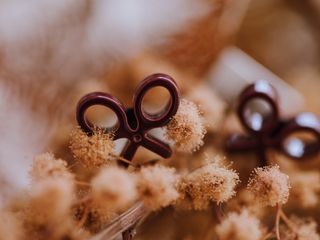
[77,73,180,167]
[226,80,320,166]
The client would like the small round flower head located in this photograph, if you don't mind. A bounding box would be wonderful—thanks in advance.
[283,216,320,240]
[290,171,320,208]
[25,177,81,240]
[0,209,23,240]
[136,165,179,210]
[28,178,74,225]
[247,165,290,207]
[165,99,206,153]
[91,166,137,211]
[69,128,115,169]
[178,162,240,210]
[215,209,264,240]
[30,152,74,182]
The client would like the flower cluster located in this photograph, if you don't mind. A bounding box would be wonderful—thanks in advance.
[91,166,137,211]
[69,128,115,169]
[1,85,319,240]
[30,152,74,181]
[136,165,180,210]
[177,161,240,210]
[216,209,264,240]
[165,99,206,153]
[247,165,290,207]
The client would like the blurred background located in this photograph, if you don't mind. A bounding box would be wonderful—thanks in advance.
[0,0,319,238]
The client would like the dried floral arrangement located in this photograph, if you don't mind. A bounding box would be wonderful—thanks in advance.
[0,1,320,240]
[1,72,319,240]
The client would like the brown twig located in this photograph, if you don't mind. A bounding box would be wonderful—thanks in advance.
[280,209,298,237]
[89,202,150,240]
[77,206,89,229]
[73,195,92,207]
[262,230,274,240]
[275,204,281,240]
[75,180,91,187]
[111,154,136,167]
[67,161,79,170]
[262,206,298,240]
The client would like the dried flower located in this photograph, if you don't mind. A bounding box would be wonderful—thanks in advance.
[136,165,179,210]
[27,178,74,225]
[91,166,137,211]
[247,165,290,207]
[69,128,115,169]
[24,177,76,240]
[178,162,240,210]
[290,171,320,208]
[30,152,74,182]
[216,209,264,240]
[165,99,206,153]
[282,216,320,240]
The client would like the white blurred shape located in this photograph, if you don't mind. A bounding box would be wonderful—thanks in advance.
[0,0,209,84]
[0,83,52,202]
[208,47,304,118]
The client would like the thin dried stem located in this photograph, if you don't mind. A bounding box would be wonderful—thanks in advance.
[262,230,274,240]
[111,154,135,167]
[77,206,89,229]
[73,195,92,207]
[89,202,150,240]
[215,204,225,223]
[280,209,298,236]
[67,161,79,170]
[275,204,281,240]
[75,180,91,187]
[262,206,297,240]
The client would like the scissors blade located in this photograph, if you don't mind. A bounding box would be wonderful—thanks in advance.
[141,134,172,159]
[226,133,260,152]
[120,141,140,166]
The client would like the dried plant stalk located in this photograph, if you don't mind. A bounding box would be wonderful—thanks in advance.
[89,203,149,240]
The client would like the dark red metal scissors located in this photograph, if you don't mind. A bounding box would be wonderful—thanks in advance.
[226,80,320,166]
[77,73,180,167]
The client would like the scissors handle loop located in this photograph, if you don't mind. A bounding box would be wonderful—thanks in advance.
[279,112,320,159]
[133,73,180,129]
[238,80,279,134]
[76,92,127,135]
[227,81,320,164]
